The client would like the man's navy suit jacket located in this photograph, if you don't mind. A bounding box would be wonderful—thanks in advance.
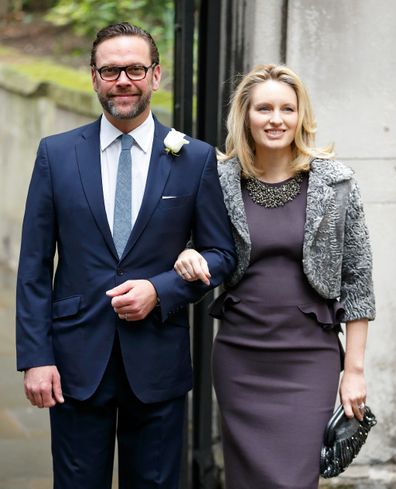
[16,116,236,403]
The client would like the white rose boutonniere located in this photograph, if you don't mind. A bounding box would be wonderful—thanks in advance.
[164,128,190,156]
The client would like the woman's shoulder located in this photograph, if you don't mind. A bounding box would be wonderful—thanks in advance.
[215,157,244,206]
[310,158,354,184]
[216,157,242,185]
[217,156,241,173]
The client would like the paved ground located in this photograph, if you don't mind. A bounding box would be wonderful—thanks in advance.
[0,268,53,489]
[0,267,121,489]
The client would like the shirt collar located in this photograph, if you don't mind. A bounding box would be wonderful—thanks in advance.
[100,112,154,153]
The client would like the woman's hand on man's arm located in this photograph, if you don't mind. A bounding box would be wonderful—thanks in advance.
[174,249,211,285]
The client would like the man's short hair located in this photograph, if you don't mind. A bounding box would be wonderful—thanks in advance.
[90,22,160,67]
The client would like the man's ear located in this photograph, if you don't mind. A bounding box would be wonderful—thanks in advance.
[91,67,98,92]
[152,64,161,92]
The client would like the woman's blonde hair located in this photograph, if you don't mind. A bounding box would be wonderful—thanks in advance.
[219,64,334,177]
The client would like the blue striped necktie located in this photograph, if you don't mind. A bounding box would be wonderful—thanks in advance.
[113,133,133,258]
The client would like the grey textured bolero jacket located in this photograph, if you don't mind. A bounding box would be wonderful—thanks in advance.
[218,157,375,323]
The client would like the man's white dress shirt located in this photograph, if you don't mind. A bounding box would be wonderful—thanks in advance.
[99,113,155,233]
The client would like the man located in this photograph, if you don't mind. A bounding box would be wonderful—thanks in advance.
[16,22,235,489]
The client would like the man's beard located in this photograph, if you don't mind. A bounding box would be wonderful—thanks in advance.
[97,90,151,120]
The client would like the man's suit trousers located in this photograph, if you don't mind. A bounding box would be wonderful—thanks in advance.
[50,333,186,489]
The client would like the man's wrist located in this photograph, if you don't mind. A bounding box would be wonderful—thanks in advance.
[147,279,160,307]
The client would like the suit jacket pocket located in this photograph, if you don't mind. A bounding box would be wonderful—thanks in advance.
[52,295,82,319]
[159,195,193,209]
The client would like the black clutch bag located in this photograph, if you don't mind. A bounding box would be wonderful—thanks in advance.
[320,404,377,478]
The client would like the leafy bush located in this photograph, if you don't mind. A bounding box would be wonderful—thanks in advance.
[45,0,174,67]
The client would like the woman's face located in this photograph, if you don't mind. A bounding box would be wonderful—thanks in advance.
[247,80,298,154]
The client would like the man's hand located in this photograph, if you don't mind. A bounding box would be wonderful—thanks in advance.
[106,279,158,321]
[24,366,64,408]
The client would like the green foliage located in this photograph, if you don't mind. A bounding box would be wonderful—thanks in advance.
[7,0,55,14]
[151,88,172,109]
[45,0,174,64]
[22,0,57,11]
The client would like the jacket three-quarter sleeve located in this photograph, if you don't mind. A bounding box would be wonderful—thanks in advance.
[340,178,375,321]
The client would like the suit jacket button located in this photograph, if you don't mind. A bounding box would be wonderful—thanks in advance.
[117,269,125,276]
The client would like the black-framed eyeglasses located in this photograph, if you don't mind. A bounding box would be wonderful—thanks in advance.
[94,63,157,82]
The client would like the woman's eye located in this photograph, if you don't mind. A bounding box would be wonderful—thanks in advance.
[283,107,295,112]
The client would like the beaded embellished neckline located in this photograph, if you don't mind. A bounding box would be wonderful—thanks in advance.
[245,173,303,208]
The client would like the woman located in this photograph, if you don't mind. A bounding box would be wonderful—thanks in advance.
[175,64,375,489]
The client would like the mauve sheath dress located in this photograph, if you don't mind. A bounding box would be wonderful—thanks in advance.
[211,175,343,489]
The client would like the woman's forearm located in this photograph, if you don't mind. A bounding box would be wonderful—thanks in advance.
[343,318,368,373]
[340,318,369,419]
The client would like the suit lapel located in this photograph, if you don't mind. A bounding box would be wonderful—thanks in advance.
[75,119,118,260]
[121,120,172,259]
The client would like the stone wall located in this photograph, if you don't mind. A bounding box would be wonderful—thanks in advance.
[250,0,396,487]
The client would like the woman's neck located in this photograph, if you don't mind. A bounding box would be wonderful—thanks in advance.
[253,148,294,183]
